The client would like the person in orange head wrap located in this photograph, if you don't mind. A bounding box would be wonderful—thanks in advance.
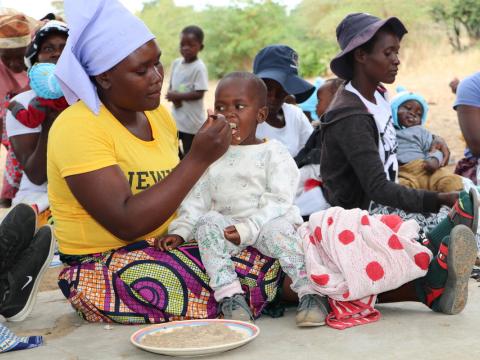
[0,9,34,207]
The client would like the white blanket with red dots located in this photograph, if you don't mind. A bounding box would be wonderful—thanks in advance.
[299,207,433,329]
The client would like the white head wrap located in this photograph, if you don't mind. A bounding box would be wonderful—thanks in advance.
[55,0,155,114]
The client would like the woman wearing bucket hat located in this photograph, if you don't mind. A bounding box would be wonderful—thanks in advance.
[253,45,315,157]
[319,12,474,234]
[305,12,478,318]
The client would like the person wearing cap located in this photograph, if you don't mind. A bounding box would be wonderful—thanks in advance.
[0,10,32,208]
[5,20,68,225]
[253,45,314,157]
[392,86,463,193]
[44,0,283,324]
[320,12,462,232]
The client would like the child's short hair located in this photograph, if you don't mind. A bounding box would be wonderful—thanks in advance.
[390,86,429,129]
[323,78,343,95]
[181,25,204,44]
[219,72,267,106]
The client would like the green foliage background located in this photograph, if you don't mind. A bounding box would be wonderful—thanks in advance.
[431,0,480,51]
[136,0,461,79]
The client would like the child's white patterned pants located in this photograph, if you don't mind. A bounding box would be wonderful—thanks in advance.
[194,211,312,301]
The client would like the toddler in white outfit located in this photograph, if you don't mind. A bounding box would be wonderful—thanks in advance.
[156,72,328,326]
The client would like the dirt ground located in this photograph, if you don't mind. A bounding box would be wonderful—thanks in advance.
[39,267,63,292]
[1,44,478,293]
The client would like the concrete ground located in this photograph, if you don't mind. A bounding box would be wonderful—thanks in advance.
[2,281,480,360]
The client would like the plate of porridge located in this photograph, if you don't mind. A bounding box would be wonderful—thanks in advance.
[130,319,260,357]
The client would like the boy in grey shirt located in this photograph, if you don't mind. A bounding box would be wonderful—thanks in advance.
[167,25,208,157]
[391,87,463,192]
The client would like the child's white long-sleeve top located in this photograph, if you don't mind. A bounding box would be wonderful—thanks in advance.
[169,139,303,246]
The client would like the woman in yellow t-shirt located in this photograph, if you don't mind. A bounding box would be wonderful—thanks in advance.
[47,0,283,323]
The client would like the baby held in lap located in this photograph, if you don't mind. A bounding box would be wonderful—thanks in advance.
[392,87,463,192]
[156,72,328,327]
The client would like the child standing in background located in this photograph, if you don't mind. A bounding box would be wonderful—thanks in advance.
[392,87,463,192]
[167,25,208,157]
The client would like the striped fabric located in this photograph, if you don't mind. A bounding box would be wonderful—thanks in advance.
[326,295,380,330]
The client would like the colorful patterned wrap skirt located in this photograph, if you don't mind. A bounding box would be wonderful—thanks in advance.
[58,240,282,324]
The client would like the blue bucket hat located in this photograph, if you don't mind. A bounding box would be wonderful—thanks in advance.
[390,86,429,129]
[253,45,315,103]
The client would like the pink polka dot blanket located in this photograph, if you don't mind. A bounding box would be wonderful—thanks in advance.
[299,207,433,329]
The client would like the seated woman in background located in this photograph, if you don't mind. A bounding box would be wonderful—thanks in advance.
[320,12,460,233]
[453,72,480,185]
[0,10,31,208]
[6,20,69,225]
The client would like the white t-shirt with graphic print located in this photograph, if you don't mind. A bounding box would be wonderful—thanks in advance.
[345,82,398,183]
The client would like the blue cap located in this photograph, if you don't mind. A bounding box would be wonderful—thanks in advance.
[390,86,428,129]
[253,45,315,103]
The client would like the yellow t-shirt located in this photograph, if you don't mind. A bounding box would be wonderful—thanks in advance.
[47,101,179,255]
